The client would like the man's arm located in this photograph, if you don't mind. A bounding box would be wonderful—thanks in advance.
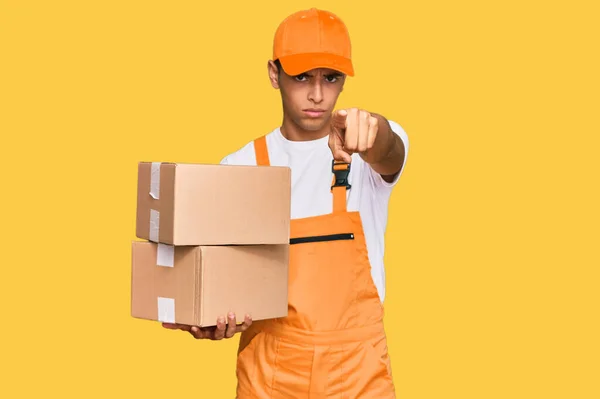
[359,113,406,183]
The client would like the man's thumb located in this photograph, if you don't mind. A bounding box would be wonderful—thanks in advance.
[329,133,352,163]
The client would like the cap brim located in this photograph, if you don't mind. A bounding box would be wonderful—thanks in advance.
[278,53,354,77]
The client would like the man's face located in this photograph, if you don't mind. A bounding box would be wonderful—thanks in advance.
[269,61,346,132]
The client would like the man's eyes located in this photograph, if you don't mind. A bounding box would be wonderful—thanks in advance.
[294,75,339,82]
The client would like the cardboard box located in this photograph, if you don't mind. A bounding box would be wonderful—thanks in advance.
[136,162,291,246]
[130,241,289,326]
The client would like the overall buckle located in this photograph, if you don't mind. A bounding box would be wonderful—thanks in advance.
[331,160,351,190]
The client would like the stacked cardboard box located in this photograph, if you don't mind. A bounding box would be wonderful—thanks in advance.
[131,161,291,327]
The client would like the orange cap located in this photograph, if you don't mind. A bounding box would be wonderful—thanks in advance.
[273,8,354,77]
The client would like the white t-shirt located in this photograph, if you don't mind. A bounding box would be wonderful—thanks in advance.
[220,120,409,303]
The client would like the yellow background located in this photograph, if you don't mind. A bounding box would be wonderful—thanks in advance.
[1,0,598,397]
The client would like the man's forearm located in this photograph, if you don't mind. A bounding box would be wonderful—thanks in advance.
[359,113,406,181]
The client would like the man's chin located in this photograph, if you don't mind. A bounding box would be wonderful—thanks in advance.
[299,116,330,131]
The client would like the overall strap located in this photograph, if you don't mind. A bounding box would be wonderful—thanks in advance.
[331,161,351,213]
[254,135,270,166]
[255,135,349,213]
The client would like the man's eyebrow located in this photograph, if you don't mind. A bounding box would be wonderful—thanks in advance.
[292,71,343,78]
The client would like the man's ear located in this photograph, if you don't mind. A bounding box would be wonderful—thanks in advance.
[267,60,280,89]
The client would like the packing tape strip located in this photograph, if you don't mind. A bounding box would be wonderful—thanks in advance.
[157,243,174,267]
[157,297,175,323]
[150,162,161,199]
[149,209,159,242]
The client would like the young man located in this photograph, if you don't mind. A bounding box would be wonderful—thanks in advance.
[163,7,409,398]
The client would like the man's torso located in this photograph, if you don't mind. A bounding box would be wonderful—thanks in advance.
[220,122,408,303]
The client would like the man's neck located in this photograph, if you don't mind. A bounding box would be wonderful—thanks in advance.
[280,116,329,142]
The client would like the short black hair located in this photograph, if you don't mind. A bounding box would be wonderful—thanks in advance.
[274,58,283,75]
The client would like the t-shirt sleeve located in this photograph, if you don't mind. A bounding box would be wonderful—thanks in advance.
[218,141,257,166]
[366,119,409,189]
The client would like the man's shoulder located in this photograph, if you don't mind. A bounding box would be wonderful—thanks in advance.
[219,140,256,166]
[219,129,278,166]
[388,119,409,149]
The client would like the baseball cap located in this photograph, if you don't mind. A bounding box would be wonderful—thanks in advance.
[273,8,354,77]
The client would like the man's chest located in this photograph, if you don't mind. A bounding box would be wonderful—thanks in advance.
[275,152,364,219]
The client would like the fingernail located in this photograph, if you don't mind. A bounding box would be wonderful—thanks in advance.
[218,317,225,323]
[228,312,234,319]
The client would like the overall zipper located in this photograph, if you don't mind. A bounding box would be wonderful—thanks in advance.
[290,233,354,245]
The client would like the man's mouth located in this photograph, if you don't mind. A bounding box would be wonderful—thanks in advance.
[303,109,326,118]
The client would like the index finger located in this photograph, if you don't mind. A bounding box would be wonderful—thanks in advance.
[331,109,348,128]
[344,108,359,152]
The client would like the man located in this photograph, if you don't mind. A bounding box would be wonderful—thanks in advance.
[163,7,409,398]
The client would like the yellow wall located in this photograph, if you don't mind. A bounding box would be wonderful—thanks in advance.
[1,0,598,397]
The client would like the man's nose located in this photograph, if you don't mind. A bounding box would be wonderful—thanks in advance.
[308,82,324,103]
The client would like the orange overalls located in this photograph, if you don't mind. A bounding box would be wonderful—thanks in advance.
[235,136,396,398]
